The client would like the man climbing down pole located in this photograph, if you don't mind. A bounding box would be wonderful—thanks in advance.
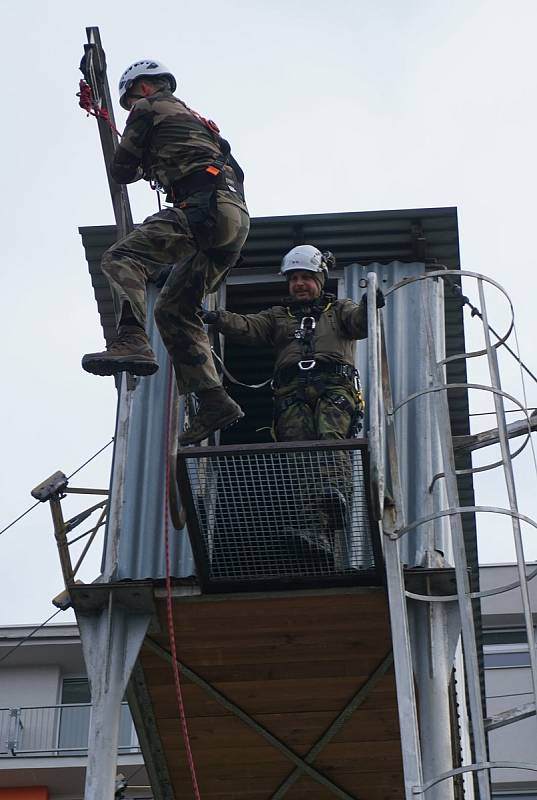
[82,60,250,445]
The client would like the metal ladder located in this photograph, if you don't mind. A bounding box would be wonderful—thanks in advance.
[366,269,537,799]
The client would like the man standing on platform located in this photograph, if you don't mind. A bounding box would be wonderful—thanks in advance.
[203,245,384,560]
[203,245,384,442]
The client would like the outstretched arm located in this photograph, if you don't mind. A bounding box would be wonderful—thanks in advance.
[203,309,274,346]
[339,289,385,339]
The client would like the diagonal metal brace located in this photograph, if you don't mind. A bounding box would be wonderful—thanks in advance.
[453,414,537,453]
[64,499,108,533]
[270,650,394,799]
[485,701,536,731]
[145,637,359,800]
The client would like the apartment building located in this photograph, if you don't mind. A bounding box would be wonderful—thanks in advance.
[0,624,151,800]
[482,563,537,799]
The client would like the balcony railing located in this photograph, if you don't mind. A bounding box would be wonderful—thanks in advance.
[0,703,140,757]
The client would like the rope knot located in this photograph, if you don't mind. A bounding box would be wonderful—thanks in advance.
[76,79,121,137]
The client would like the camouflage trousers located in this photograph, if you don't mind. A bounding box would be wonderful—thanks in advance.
[273,374,358,444]
[273,374,359,556]
[101,192,250,394]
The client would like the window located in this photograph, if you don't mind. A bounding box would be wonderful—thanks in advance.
[58,678,91,752]
[58,678,136,753]
[484,628,536,669]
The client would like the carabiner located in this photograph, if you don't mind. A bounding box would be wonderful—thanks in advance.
[298,359,316,371]
[300,316,316,330]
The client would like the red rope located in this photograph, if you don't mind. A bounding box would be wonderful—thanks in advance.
[163,361,202,800]
[77,79,122,137]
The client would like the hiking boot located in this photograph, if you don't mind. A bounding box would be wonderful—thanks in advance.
[82,326,159,377]
[179,387,244,446]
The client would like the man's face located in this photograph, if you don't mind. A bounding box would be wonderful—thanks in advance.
[288,270,321,302]
[125,80,152,109]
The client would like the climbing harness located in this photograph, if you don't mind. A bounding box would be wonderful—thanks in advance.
[166,113,244,254]
[295,315,318,371]
[273,296,366,435]
[273,363,365,436]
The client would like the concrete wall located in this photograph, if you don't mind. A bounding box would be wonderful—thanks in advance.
[0,666,60,709]
[481,563,537,626]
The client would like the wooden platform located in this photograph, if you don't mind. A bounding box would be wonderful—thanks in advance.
[136,587,404,800]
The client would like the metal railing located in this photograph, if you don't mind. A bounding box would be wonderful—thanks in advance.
[177,439,383,592]
[0,703,139,757]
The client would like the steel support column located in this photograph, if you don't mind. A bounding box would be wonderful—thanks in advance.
[77,592,151,800]
[380,321,424,798]
[410,596,461,800]
[422,298,491,800]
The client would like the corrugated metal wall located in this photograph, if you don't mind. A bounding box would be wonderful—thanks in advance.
[82,208,471,580]
[348,262,451,568]
[110,262,453,579]
[111,286,195,581]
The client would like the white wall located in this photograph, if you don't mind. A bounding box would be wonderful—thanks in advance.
[486,665,537,787]
[0,665,60,708]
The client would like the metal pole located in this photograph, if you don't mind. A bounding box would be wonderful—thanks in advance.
[410,279,456,800]
[477,279,537,709]
[76,27,153,800]
[411,600,458,800]
[78,593,150,800]
[422,299,491,800]
[380,323,424,798]
[84,27,133,237]
[50,496,74,588]
[367,272,384,520]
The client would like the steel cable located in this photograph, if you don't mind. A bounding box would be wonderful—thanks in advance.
[0,438,114,537]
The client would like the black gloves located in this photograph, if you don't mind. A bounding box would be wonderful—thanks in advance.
[201,310,220,325]
[360,288,385,310]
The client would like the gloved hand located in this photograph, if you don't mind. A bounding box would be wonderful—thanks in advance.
[201,309,220,325]
[360,288,385,309]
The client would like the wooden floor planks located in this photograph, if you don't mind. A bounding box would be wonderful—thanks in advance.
[138,588,404,799]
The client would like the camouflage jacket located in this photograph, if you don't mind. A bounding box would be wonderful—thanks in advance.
[214,294,368,372]
[111,90,246,207]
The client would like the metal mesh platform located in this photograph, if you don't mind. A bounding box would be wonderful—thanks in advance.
[177,440,381,591]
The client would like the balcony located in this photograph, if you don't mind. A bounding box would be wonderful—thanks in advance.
[0,703,139,758]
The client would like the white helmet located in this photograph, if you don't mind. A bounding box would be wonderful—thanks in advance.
[280,245,334,283]
[118,60,176,109]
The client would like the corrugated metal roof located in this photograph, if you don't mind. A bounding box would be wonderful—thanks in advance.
[79,206,460,347]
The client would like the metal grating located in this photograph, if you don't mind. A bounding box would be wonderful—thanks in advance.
[177,440,382,591]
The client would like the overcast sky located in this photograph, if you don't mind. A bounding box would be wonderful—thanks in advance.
[2,0,537,625]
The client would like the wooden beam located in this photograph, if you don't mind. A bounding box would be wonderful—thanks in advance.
[270,651,393,799]
[145,637,360,800]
